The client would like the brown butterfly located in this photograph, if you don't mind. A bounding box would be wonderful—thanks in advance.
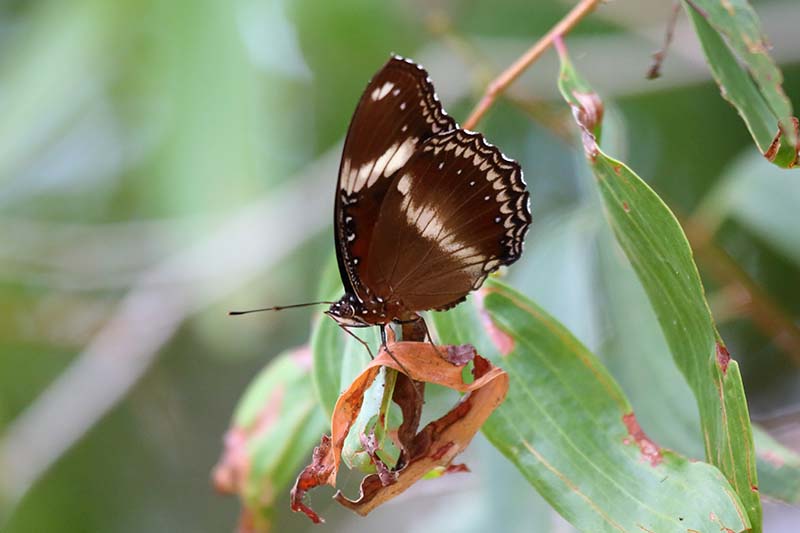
[325,55,530,341]
[232,55,531,351]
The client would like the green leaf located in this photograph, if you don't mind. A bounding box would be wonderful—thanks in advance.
[221,347,327,530]
[682,0,798,168]
[340,367,401,471]
[556,43,762,530]
[433,282,749,532]
[310,258,377,416]
[595,224,705,458]
[753,425,800,504]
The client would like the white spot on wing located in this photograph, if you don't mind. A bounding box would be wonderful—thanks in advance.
[371,81,395,101]
[484,259,501,271]
[397,173,411,195]
[343,137,418,193]
[383,137,417,177]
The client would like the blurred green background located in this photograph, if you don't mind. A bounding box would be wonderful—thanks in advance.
[1,0,799,531]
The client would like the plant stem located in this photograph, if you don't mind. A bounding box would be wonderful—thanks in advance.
[462,0,603,130]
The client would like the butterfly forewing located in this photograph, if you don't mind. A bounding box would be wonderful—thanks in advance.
[364,129,531,312]
[335,56,456,300]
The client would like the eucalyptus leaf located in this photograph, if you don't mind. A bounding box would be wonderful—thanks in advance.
[433,281,749,532]
[557,42,762,530]
[217,348,327,530]
[682,0,798,168]
[311,258,377,416]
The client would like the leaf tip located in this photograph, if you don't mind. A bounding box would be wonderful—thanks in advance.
[765,116,800,167]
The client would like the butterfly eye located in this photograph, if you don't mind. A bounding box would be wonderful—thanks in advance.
[338,301,354,318]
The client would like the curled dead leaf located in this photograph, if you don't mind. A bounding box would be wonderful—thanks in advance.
[290,341,509,522]
[569,90,603,162]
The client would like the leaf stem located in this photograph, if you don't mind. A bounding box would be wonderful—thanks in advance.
[462,0,603,130]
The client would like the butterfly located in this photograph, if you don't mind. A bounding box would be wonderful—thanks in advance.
[324,55,531,345]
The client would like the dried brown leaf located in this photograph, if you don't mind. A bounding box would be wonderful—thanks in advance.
[290,341,509,521]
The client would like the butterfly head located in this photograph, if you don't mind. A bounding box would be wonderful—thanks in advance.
[325,295,371,327]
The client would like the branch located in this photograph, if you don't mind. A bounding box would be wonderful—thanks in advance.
[462,0,603,130]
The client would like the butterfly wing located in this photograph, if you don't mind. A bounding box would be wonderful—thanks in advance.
[364,129,531,312]
[334,55,456,299]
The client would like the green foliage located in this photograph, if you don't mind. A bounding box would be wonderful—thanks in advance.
[557,42,761,530]
[310,259,379,416]
[682,0,798,167]
[222,349,327,529]
[433,282,748,532]
[2,1,799,532]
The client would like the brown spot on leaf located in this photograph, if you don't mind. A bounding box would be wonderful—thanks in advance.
[716,343,730,375]
[475,289,514,355]
[622,201,630,213]
[622,412,663,467]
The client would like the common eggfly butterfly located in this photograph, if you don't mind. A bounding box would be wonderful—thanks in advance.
[325,55,531,336]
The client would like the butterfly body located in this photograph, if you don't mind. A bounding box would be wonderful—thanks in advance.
[327,55,531,334]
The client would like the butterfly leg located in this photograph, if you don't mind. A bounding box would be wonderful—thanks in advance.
[337,323,374,359]
[395,314,445,360]
[379,324,422,401]
[417,315,446,358]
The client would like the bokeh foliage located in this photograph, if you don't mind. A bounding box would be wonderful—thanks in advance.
[1,0,799,532]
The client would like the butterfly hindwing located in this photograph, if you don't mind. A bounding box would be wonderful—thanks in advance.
[364,129,531,311]
[334,56,456,300]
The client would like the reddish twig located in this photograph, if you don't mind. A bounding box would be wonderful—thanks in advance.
[646,2,682,79]
[462,0,603,130]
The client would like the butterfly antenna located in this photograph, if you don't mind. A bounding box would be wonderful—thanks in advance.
[228,301,335,316]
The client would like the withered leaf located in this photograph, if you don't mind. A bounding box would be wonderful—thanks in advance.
[290,341,509,521]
